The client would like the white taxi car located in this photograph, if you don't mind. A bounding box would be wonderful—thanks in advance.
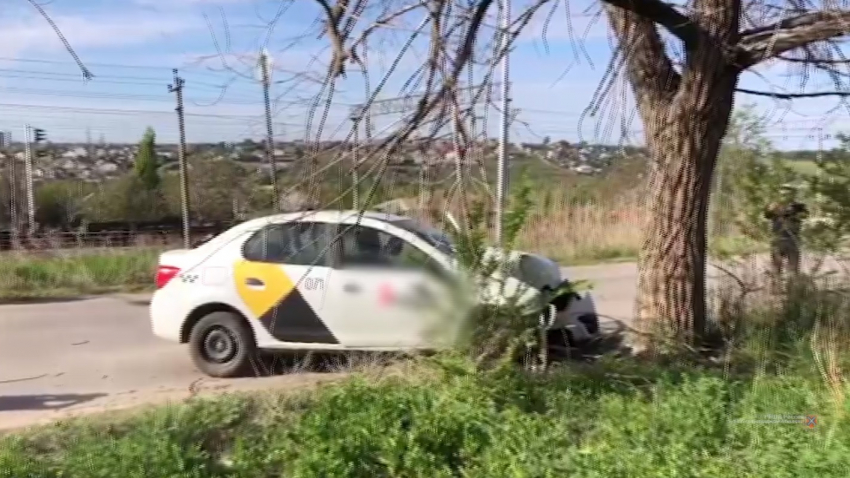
[150,210,599,377]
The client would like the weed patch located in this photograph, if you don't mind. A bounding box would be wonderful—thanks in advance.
[1,354,846,478]
[0,249,158,299]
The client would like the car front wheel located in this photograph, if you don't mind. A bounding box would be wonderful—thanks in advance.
[188,311,256,378]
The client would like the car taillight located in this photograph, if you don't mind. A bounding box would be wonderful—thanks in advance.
[156,265,181,289]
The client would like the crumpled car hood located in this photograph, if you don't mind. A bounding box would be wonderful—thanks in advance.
[471,247,563,310]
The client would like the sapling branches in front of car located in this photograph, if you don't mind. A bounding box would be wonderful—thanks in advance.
[440,177,590,371]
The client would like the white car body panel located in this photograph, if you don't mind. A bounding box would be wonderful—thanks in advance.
[149,210,598,352]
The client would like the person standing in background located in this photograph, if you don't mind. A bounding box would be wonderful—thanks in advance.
[764,183,809,290]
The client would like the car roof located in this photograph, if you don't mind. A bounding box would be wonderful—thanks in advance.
[234,209,412,231]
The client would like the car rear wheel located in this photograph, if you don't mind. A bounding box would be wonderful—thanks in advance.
[188,311,256,378]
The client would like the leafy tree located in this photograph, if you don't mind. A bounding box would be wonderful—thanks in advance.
[711,105,773,237]
[34,181,87,229]
[133,127,160,190]
[805,133,850,252]
[733,146,801,245]
[224,0,850,350]
[84,176,165,222]
[588,2,850,348]
[162,156,250,222]
[0,171,13,228]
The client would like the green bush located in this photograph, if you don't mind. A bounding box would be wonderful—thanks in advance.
[1,355,846,477]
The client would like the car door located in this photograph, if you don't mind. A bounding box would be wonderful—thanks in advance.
[233,220,340,346]
[324,220,456,348]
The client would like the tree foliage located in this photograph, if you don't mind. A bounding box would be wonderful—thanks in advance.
[34,181,85,229]
[718,108,847,255]
[134,127,160,190]
[805,134,850,252]
[162,156,250,222]
[268,0,850,349]
[84,175,166,223]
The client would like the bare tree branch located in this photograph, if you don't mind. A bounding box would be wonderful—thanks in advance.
[737,87,850,98]
[738,10,850,67]
[600,0,701,46]
[602,4,681,125]
[313,0,354,78]
[25,0,93,80]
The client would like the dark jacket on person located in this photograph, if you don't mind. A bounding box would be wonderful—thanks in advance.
[764,201,808,244]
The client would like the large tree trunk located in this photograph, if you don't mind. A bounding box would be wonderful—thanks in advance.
[603,0,741,350]
[634,83,737,349]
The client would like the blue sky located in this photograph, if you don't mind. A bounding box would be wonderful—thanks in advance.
[0,0,845,149]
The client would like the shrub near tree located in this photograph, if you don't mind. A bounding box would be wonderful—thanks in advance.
[134,127,160,190]
[803,133,850,253]
[83,128,168,223]
[33,181,86,229]
[161,155,252,222]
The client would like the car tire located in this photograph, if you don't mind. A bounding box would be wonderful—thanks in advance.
[188,311,256,378]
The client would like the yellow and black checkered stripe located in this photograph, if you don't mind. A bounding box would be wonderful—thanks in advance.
[233,260,338,344]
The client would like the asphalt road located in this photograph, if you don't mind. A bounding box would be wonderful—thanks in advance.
[0,294,347,430]
[1,255,845,430]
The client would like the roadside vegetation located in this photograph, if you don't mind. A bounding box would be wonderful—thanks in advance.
[2,275,848,476]
[0,248,157,300]
[2,170,849,477]
[2,347,846,478]
[0,109,826,300]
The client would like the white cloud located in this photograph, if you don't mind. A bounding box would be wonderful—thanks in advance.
[0,11,202,59]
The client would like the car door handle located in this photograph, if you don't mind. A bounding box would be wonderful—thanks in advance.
[245,277,265,287]
[343,283,360,293]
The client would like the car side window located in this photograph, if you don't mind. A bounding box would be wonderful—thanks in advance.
[337,225,433,270]
[243,222,331,266]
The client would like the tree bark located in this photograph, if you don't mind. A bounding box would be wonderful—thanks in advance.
[603,0,741,350]
[634,82,737,349]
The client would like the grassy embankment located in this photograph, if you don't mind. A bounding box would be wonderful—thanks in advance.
[2,280,849,477]
[0,248,160,301]
[1,194,846,476]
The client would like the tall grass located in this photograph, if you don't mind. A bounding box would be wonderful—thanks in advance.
[1,331,847,477]
[402,187,756,264]
[0,248,158,299]
[0,187,763,300]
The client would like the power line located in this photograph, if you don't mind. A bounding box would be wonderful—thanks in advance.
[0,86,265,105]
[0,67,170,83]
[0,56,240,77]
[0,102,265,119]
[0,67,258,92]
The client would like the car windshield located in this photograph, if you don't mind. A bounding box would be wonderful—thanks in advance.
[390,219,456,256]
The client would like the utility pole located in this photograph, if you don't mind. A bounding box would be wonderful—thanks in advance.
[350,109,361,210]
[86,127,93,160]
[23,125,35,235]
[495,0,512,248]
[815,127,825,214]
[169,68,191,249]
[258,49,280,211]
[8,134,19,244]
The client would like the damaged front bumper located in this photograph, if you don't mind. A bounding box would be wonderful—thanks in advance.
[540,279,600,343]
